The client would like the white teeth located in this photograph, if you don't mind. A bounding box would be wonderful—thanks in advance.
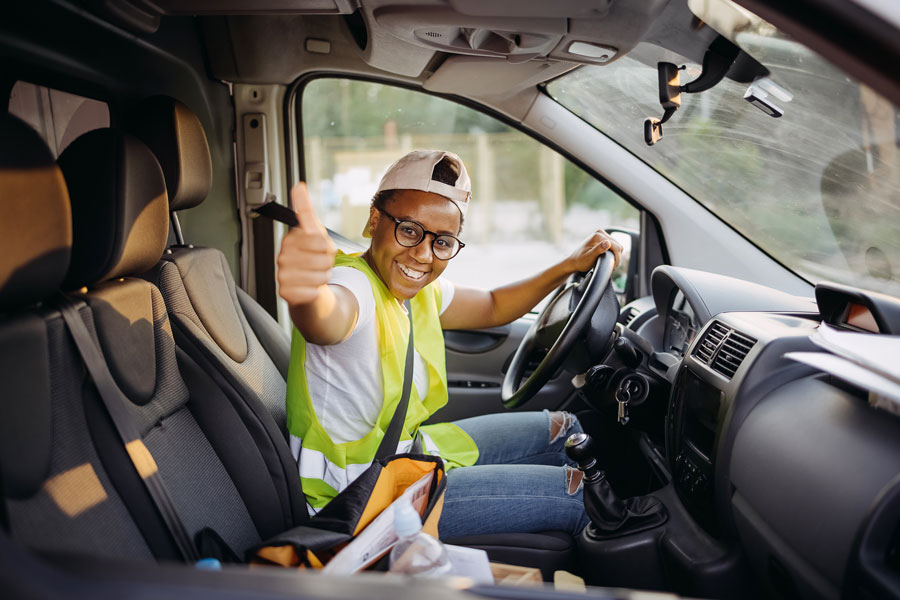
[397,262,426,280]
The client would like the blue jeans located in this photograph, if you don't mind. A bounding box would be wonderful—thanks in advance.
[437,410,591,539]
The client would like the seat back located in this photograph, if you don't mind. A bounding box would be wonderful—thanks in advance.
[0,115,160,560]
[125,96,291,426]
[124,96,306,525]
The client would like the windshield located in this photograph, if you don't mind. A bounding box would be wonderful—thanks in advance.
[547,20,900,297]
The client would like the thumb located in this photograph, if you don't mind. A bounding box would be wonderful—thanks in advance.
[290,182,321,234]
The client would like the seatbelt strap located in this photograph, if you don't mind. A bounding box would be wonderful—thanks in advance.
[55,297,200,562]
[375,301,415,460]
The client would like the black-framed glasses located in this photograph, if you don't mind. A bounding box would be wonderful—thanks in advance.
[377,207,465,260]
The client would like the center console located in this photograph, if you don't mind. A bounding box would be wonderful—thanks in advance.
[667,367,725,537]
[576,361,751,598]
[576,318,759,598]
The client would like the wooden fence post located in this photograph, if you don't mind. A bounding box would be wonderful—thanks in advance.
[539,145,565,244]
[475,132,495,244]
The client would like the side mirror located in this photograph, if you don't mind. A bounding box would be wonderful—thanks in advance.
[606,228,640,304]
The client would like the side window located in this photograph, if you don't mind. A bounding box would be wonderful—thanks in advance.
[8,81,109,158]
[299,78,638,294]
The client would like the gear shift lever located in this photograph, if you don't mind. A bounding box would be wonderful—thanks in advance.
[566,432,667,537]
[565,433,627,530]
[563,432,599,477]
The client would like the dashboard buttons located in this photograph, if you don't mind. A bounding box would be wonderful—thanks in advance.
[675,454,709,497]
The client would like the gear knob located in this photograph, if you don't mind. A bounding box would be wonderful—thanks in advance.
[565,432,600,480]
[565,435,667,536]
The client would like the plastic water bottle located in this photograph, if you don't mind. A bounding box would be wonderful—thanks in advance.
[388,499,451,576]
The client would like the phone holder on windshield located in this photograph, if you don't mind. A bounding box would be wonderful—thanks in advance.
[644,62,683,146]
[644,35,743,146]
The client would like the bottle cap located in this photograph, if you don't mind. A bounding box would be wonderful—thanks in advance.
[393,498,423,538]
[195,558,222,570]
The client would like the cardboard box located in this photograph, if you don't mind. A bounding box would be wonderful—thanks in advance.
[489,562,542,586]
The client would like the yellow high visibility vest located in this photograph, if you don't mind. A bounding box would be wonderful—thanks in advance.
[286,251,478,511]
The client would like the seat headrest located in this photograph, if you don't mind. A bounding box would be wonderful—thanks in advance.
[0,115,71,311]
[125,96,212,212]
[59,129,169,289]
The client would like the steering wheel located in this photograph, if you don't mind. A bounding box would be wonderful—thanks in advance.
[501,252,616,409]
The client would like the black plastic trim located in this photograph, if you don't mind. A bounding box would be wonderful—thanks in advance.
[343,9,368,52]
[816,282,900,335]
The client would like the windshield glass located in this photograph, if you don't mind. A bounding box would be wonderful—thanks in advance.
[547,18,900,296]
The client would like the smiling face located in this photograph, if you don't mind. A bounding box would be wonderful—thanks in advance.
[364,189,462,300]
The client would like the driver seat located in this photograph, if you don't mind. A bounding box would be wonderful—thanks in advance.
[126,96,578,580]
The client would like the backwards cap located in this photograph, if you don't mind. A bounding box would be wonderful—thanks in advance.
[376,150,470,214]
[363,150,471,238]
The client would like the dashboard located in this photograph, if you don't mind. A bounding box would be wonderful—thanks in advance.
[619,266,900,599]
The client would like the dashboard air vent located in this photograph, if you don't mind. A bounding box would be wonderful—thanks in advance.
[694,321,729,364]
[623,307,640,327]
[711,329,757,379]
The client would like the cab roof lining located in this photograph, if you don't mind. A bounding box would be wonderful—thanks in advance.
[196,0,670,91]
[43,0,900,109]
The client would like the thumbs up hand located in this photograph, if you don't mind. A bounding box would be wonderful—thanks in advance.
[276,183,337,307]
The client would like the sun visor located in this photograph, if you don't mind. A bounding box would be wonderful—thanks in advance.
[424,55,576,98]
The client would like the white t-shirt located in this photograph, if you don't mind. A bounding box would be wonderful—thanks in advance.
[304,267,455,444]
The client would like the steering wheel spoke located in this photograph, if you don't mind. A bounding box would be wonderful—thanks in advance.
[535,318,567,347]
[534,283,576,343]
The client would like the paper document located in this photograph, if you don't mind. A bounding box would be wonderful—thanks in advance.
[444,545,493,584]
[322,469,434,575]
[787,323,900,414]
[786,352,900,403]
[810,324,900,385]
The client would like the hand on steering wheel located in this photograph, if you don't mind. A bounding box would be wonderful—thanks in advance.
[501,252,617,408]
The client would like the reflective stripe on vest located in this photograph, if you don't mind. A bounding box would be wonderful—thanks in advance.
[286,251,478,511]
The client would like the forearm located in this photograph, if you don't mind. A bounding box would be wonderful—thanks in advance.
[440,231,620,331]
[441,258,576,330]
[484,260,574,326]
[288,284,358,345]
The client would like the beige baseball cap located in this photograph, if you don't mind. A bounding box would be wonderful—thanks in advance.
[363,150,471,238]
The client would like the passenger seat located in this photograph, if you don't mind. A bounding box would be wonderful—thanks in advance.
[123,96,291,435]
[123,96,305,526]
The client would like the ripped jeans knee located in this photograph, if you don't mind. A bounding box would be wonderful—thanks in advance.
[548,410,580,444]
[565,465,584,495]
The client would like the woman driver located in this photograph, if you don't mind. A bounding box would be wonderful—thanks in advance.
[277,150,621,537]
